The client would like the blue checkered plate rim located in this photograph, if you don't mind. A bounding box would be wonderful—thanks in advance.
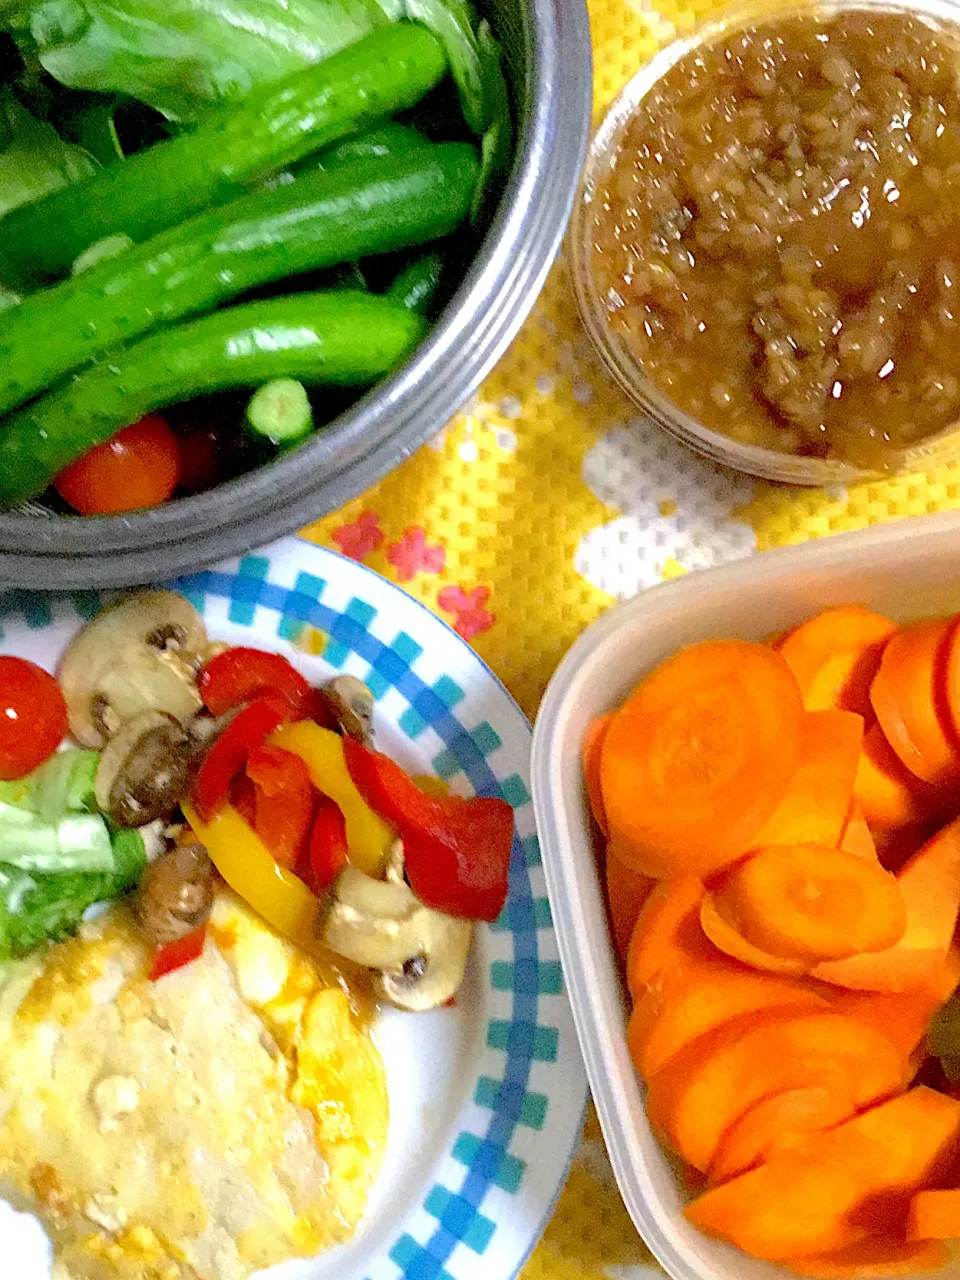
[0,536,588,1280]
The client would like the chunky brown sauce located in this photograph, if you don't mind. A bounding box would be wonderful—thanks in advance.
[590,11,960,464]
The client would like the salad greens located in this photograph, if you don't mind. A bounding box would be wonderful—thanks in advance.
[0,746,146,960]
[0,826,146,959]
[0,83,95,215]
[3,0,499,127]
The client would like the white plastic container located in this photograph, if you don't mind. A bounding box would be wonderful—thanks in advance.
[531,509,960,1280]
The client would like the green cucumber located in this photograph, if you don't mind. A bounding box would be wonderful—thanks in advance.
[0,144,479,417]
[387,251,445,314]
[317,122,433,170]
[0,292,426,507]
[0,24,447,289]
[245,379,314,446]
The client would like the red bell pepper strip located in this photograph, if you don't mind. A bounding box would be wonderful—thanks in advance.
[149,924,207,980]
[342,738,514,922]
[301,794,349,893]
[199,646,333,724]
[247,744,315,870]
[192,696,294,822]
[230,771,258,826]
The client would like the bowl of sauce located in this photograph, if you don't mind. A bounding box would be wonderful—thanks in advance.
[572,0,960,484]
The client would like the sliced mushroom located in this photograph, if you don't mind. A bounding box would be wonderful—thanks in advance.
[95,711,195,827]
[134,843,214,945]
[59,592,208,748]
[319,865,472,1011]
[323,675,375,742]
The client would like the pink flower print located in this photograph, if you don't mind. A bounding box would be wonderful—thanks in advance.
[331,510,384,561]
[438,584,495,641]
[387,526,446,582]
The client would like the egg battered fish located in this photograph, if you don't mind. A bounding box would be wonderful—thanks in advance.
[0,892,389,1280]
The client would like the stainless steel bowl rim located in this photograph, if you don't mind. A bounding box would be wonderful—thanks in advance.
[0,0,593,588]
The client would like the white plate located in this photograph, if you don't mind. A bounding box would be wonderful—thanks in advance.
[1,536,589,1280]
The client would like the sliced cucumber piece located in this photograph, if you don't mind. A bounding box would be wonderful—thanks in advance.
[245,378,314,447]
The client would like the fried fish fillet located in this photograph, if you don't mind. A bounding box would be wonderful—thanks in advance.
[0,892,389,1280]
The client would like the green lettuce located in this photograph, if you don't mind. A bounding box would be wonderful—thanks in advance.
[0,85,96,215]
[3,0,498,130]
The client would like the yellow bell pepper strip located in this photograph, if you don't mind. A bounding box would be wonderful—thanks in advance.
[182,799,320,954]
[267,721,393,876]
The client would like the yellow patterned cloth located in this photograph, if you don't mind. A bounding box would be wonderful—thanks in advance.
[300,0,960,1271]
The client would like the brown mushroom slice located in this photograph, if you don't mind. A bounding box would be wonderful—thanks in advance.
[134,843,215,945]
[58,592,208,748]
[319,866,472,1011]
[95,711,195,828]
[323,675,375,742]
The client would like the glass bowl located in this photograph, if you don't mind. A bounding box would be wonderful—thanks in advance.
[570,0,960,486]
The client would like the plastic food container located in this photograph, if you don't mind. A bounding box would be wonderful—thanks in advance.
[0,0,592,590]
[570,0,960,487]
[531,509,960,1280]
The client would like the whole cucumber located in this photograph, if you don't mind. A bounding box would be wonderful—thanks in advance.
[0,293,426,508]
[0,144,479,416]
[0,25,447,289]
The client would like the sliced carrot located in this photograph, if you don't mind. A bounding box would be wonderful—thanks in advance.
[685,1087,960,1259]
[605,845,655,963]
[908,1188,960,1241]
[784,1239,950,1278]
[625,874,706,998]
[718,844,907,962]
[583,712,612,834]
[840,802,878,861]
[628,953,825,1081]
[827,967,957,1061]
[708,1087,858,1185]
[814,816,960,992]
[870,618,960,787]
[600,640,805,878]
[855,724,945,832]
[777,606,898,717]
[699,891,809,976]
[647,1008,904,1172]
[749,711,863,850]
[941,613,960,755]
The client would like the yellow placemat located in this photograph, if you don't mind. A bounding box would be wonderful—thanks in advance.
[300,0,960,1271]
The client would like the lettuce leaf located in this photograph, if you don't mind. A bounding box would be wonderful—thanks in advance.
[5,0,399,121]
[0,85,96,215]
[4,0,499,133]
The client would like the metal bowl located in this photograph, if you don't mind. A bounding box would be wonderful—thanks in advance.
[0,0,592,588]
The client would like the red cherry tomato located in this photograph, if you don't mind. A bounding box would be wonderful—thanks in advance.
[55,414,181,514]
[0,657,67,779]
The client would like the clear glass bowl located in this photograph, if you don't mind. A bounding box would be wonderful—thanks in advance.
[570,0,960,486]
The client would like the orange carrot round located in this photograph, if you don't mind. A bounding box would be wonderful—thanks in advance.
[699,892,809,976]
[719,845,907,962]
[582,712,613,834]
[647,1007,904,1172]
[629,954,825,1082]
[907,1188,960,1241]
[870,618,960,786]
[601,640,805,878]
[605,844,655,963]
[855,724,944,832]
[708,1087,857,1185]
[840,802,878,861]
[777,606,898,717]
[626,874,706,998]
[749,710,864,851]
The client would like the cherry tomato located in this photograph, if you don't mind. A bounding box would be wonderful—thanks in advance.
[55,414,181,514]
[0,657,67,779]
